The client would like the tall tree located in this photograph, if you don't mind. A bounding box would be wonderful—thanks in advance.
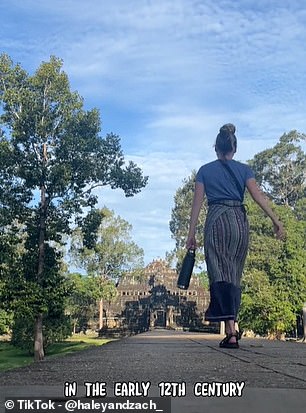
[71,207,145,280]
[0,54,147,360]
[70,207,144,329]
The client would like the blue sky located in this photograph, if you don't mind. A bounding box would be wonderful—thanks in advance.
[1,0,306,265]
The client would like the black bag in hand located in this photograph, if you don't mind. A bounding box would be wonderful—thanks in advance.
[177,248,195,290]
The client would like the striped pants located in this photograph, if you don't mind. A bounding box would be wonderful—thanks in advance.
[204,201,249,322]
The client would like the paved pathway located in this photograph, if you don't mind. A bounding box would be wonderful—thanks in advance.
[0,329,305,412]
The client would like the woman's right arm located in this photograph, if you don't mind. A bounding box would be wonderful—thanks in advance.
[246,178,285,240]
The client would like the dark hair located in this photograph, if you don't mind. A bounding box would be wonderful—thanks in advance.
[215,123,237,156]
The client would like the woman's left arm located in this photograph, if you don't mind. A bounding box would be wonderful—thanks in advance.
[186,181,205,249]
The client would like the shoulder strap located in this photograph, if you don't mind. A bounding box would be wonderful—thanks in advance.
[219,160,244,199]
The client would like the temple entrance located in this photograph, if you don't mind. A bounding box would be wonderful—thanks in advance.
[155,310,166,327]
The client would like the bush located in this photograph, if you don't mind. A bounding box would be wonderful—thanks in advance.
[11,313,72,355]
[0,309,13,335]
[11,316,34,354]
[43,314,73,351]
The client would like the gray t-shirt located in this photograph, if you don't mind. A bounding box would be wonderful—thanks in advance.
[196,159,254,203]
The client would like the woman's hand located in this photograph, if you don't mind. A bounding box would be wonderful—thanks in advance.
[186,235,197,250]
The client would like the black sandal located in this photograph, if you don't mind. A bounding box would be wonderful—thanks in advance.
[236,330,243,340]
[219,333,239,349]
[219,334,230,347]
[219,330,241,345]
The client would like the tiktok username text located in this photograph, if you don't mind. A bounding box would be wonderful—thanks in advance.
[5,398,170,413]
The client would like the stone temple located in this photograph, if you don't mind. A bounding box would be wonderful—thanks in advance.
[99,259,217,337]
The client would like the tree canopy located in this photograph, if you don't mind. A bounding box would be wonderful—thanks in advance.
[248,131,306,207]
[71,207,145,281]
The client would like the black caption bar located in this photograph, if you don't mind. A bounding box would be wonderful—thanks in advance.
[4,397,171,413]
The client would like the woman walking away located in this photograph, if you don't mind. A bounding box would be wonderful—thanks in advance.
[186,124,285,348]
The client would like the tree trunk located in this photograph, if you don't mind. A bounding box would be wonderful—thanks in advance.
[34,314,44,361]
[34,143,47,361]
[99,299,103,330]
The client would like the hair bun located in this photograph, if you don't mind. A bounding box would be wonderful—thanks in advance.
[220,123,236,135]
[215,123,237,156]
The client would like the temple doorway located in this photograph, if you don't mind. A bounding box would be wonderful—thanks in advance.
[154,310,166,327]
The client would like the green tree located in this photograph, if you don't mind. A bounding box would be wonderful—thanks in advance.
[0,54,147,360]
[240,269,279,335]
[65,273,100,333]
[241,196,305,337]
[70,207,145,328]
[242,131,306,337]
[71,208,145,279]
[248,131,306,208]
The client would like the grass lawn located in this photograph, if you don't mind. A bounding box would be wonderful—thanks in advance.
[0,334,111,372]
